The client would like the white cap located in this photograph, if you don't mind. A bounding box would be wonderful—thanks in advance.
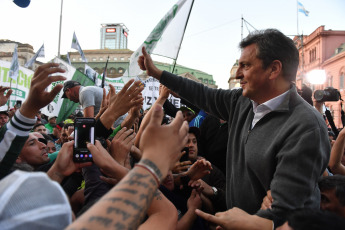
[0,170,72,229]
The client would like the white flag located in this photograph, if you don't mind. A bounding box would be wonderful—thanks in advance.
[24,44,45,68]
[9,45,19,81]
[124,0,194,78]
[71,32,87,63]
[66,52,71,65]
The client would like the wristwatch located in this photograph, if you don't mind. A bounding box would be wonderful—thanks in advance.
[211,186,218,198]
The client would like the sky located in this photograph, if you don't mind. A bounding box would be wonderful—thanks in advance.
[1,0,345,89]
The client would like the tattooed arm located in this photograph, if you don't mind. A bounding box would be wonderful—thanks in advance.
[66,105,188,230]
[139,190,178,230]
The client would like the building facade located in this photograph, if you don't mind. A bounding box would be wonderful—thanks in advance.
[228,59,239,89]
[100,23,129,50]
[294,26,345,128]
[0,39,42,70]
[69,50,217,88]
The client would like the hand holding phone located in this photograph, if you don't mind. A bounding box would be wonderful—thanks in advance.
[73,118,95,162]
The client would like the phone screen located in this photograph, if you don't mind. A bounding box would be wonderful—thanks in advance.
[73,118,95,162]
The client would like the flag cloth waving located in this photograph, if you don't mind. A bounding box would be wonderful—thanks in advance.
[298,1,309,16]
[71,32,87,63]
[24,44,45,68]
[124,0,194,78]
[9,45,19,81]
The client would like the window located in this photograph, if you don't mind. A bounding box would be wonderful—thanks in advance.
[340,73,344,89]
[204,79,208,84]
[79,58,82,61]
[100,57,103,61]
[328,76,333,87]
[118,68,124,74]
[92,58,97,61]
[72,58,76,61]
[198,78,203,82]
[113,57,117,61]
[120,57,124,61]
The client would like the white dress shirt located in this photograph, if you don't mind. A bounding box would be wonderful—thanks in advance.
[251,90,289,129]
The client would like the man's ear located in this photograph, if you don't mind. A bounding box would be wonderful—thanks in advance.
[16,156,23,164]
[268,60,283,80]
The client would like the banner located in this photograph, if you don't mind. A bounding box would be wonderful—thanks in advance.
[123,0,193,78]
[141,77,180,110]
[0,60,33,110]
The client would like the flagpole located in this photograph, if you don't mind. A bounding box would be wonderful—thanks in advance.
[58,0,64,58]
[171,0,195,74]
[101,56,109,88]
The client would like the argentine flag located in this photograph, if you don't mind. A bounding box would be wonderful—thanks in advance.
[298,1,309,16]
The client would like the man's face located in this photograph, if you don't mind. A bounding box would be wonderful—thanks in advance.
[33,125,47,134]
[49,117,56,125]
[236,44,272,103]
[53,127,61,138]
[18,132,49,167]
[186,133,198,161]
[320,188,345,217]
[65,88,79,103]
[0,114,9,126]
[46,141,57,154]
[182,110,194,123]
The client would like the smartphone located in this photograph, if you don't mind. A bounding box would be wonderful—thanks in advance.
[15,100,22,108]
[180,147,190,162]
[73,117,95,162]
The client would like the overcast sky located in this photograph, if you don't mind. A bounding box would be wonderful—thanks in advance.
[1,0,345,88]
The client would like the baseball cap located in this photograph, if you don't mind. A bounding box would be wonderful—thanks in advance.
[48,116,57,121]
[0,170,72,229]
[0,110,9,116]
[61,80,81,98]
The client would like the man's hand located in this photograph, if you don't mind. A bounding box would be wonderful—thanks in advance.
[88,140,129,180]
[139,105,189,180]
[172,159,192,174]
[196,207,273,230]
[20,63,66,118]
[159,84,171,100]
[187,158,212,180]
[109,127,136,166]
[48,141,92,183]
[100,80,144,129]
[260,190,273,210]
[0,86,12,107]
[187,189,202,211]
[95,87,110,120]
[137,47,163,80]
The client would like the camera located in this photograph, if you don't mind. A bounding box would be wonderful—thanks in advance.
[73,117,95,162]
[314,87,340,102]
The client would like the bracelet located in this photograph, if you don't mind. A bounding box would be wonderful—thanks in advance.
[135,163,160,186]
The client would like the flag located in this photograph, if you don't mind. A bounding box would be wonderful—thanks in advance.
[298,1,309,16]
[71,32,87,62]
[24,44,45,68]
[66,52,71,65]
[9,45,19,81]
[124,0,194,78]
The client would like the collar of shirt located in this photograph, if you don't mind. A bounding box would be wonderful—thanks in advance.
[251,90,289,129]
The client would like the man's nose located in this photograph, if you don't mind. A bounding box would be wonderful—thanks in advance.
[235,68,243,79]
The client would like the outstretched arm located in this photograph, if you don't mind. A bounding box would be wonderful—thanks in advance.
[329,128,345,175]
[67,105,188,230]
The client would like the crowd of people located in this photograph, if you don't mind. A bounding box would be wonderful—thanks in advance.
[1,29,345,230]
